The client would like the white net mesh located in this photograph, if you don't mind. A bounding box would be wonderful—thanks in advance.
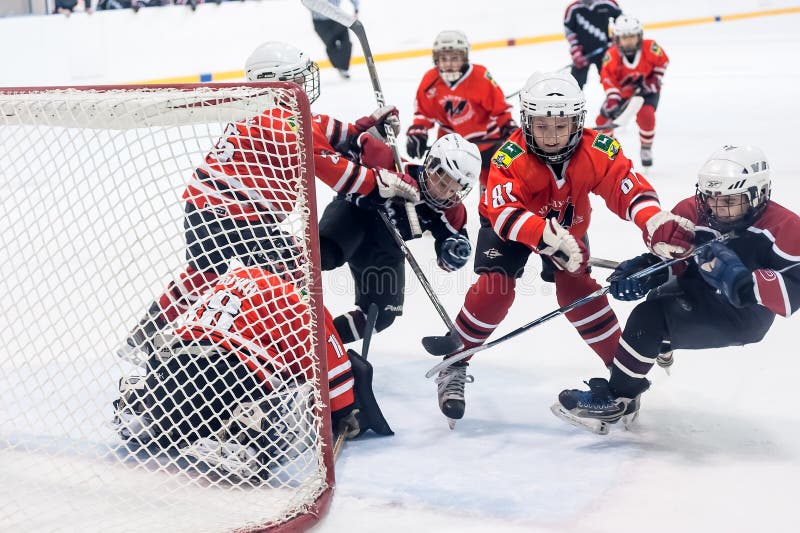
[0,84,331,533]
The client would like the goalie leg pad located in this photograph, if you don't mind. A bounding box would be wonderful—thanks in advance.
[341,349,393,437]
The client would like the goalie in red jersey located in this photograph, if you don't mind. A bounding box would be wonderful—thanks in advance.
[597,14,669,167]
[553,145,800,435]
[117,41,420,362]
[112,247,392,481]
[427,70,695,428]
[406,30,516,187]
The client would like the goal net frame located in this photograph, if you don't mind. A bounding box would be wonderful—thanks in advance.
[0,82,334,533]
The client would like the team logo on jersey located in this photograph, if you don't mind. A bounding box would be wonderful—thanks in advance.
[485,71,498,86]
[602,52,612,65]
[444,99,468,118]
[651,42,663,55]
[492,141,524,169]
[591,133,620,160]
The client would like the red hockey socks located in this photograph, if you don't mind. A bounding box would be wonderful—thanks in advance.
[637,104,656,148]
[454,272,517,352]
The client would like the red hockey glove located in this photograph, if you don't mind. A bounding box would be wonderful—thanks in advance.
[358,132,394,169]
[641,73,662,95]
[355,105,401,141]
[570,44,589,69]
[643,210,695,259]
[601,93,623,119]
[538,218,589,275]
[405,124,428,159]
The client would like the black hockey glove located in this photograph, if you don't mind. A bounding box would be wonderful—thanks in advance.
[696,242,755,307]
[607,253,668,301]
[436,233,471,272]
[405,124,428,159]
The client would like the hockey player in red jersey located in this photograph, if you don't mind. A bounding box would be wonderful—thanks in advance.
[112,252,392,480]
[405,30,516,187]
[553,145,800,435]
[564,0,623,89]
[597,14,669,167]
[118,41,420,361]
[320,133,481,344]
[429,70,695,426]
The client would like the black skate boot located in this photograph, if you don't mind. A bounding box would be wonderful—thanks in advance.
[435,361,474,430]
[550,377,646,435]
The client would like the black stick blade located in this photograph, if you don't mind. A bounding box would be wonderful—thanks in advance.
[422,334,463,356]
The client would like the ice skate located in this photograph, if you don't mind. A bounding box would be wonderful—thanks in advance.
[117,302,168,366]
[435,361,473,429]
[550,377,642,435]
[640,146,653,167]
[182,435,261,481]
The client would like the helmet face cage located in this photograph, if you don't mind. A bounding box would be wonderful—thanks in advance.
[612,16,644,55]
[253,61,320,105]
[522,112,585,165]
[421,155,473,209]
[433,31,470,83]
[694,146,772,232]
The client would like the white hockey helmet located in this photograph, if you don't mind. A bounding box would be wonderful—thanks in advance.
[421,133,481,209]
[519,71,586,164]
[695,145,771,231]
[433,30,470,83]
[245,42,321,104]
[611,15,644,55]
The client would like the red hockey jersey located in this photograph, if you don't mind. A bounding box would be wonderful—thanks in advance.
[411,64,514,152]
[600,39,670,100]
[481,129,661,248]
[175,267,354,412]
[184,108,383,222]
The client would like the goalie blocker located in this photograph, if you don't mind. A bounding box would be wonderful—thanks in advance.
[112,265,392,481]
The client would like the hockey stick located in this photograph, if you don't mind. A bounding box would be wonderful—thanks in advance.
[424,233,732,378]
[333,302,379,460]
[590,257,620,270]
[300,0,422,239]
[504,46,607,100]
[590,95,643,131]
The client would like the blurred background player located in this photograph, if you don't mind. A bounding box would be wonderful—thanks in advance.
[597,14,669,167]
[309,0,360,79]
[563,0,623,89]
[320,133,481,344]
[553,145,800,434]
[405,30,516,188]
[112,255,393,480]
[429,71,695,427]
[118,41,419,361]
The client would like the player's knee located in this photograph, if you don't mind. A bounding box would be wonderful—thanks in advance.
[622,299,669,352]
[319,236,344,271]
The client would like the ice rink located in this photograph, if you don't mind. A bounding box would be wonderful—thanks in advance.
[3,1,800,532]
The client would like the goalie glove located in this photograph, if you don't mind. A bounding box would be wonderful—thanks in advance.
[538,218,589,275]
[375,168,420,202]
[355,105,401,142]
[643,210,695,259]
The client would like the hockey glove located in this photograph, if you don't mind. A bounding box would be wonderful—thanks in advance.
[437,233,472,272]
[538,218,589,275]
[643,210,695,259]
[641,73,662,95]
[607,253,668,301]
[375,168,420,202]
[334,349,394,439]
[355,105,401,142]
[600,93,623,119]
[570,44,589,69]
[697,242,755,307]
[405,124,428,159]
[358,132,394,169]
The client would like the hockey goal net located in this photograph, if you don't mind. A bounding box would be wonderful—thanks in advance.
[0,83,333,532]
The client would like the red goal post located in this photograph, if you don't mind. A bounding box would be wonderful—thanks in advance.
[0,82,334,532]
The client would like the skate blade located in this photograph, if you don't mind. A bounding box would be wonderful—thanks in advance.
[622,411,639,430]
[447,418,457,430]
[550,403,609,435]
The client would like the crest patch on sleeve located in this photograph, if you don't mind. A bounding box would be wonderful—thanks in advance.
[591,133,620,160]
[492,140,524,169]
